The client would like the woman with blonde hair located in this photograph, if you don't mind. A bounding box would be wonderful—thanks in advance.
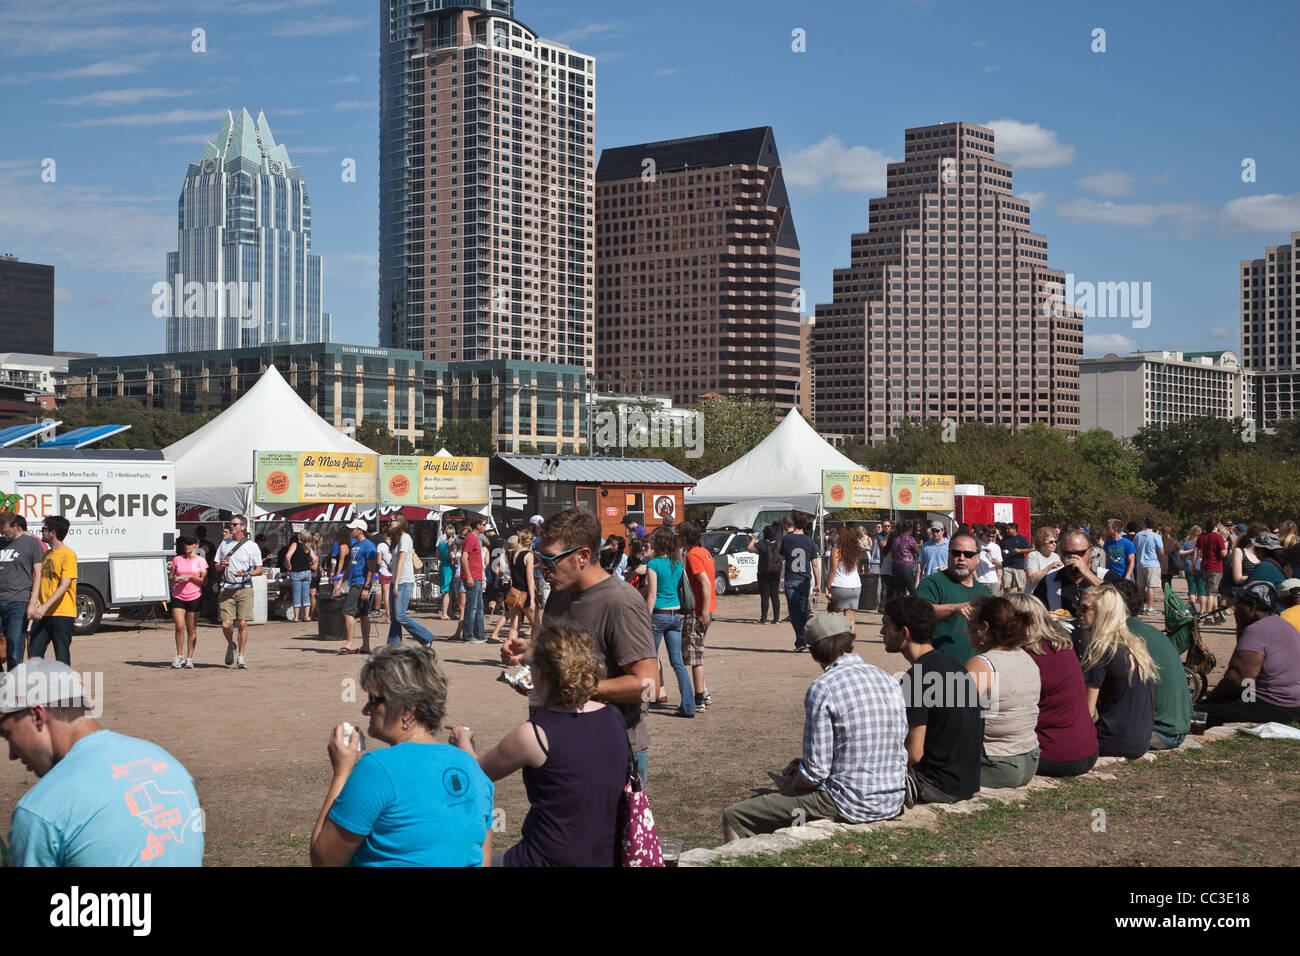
[1025,526,1063,590]
[451,624,627,866]
[1005,593,1097,777]
[1279,519,1299,550]
[1076,585,1159,758]
[490,530,538,643]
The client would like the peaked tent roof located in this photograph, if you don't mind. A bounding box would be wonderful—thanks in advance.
[164,365,376,511]
[685,407,859,504]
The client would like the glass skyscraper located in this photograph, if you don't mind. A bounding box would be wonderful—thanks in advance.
[164,108,332,352]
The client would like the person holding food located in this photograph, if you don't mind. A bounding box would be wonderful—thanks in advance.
[1031,529,1123,619]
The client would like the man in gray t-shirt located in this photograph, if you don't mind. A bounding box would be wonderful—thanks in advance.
[0,513,45,670]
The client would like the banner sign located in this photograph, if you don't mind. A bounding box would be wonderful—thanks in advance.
[821,470,892,509]
[916,473,955,510]
[379,456,489,507]
[255,451,378,504]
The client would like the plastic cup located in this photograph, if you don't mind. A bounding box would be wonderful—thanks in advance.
[660,836,683,867]
[1190,710,1208,735]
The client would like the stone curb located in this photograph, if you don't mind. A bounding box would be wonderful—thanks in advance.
[682,722,1257,866]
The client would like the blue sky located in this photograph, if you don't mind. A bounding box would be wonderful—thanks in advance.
[1,0,1298,358]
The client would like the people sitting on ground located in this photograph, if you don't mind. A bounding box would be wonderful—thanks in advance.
[451,624,626,866]
[964,597,1042,788]
[1245,532,1289,609]
[1279,578,1300,633]
[1197,581,1300,728]
[721,613,907,840]
[917,532,989,663]
[1074,586,1158,758]
[1113,580,1191,751]
[310,645,493,866]
[881,596,982,804]
[1005,593,1098,777]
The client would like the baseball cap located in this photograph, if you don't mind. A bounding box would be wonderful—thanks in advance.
[1236,580,1277,611]
[529,514,544,526]
[0,660,88,714]
[347,518,368,532]
[1279,578,1300,596]
[803,613,853,645]
[928,522,945,532]
[1235,523,1248,533]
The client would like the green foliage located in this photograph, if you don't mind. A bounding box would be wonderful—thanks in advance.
[355,415,401,455]
[53,399,220,450]
[1130,417,1250,513]
[658,393,781,480]
[1177,453,1300,526]
[424,419,494,457]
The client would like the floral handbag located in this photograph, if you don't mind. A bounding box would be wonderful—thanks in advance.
[619,753,663,867]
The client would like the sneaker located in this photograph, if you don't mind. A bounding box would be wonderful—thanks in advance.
[673,707,695,718]
[464,636,487,645]
[694,693,707,713]
[224,643,236,666]
[701,690,713,709]
[183,658,195,669]
[171,655,185,669]
[236,656,247,669]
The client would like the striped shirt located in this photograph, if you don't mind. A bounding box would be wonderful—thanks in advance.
[798,653,908,823]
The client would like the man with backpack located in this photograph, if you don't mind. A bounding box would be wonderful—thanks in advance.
[748,524,783,624]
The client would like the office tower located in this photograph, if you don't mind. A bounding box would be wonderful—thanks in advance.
[379,0,595,369]
[164,108,332,353]
[0,255,55,354]
[1241,232,1300,428]
[812,121,1083,444]
[1080,350,1253,438]
[594,127,802,408]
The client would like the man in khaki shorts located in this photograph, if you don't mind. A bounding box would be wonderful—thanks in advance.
[215,516,263,669]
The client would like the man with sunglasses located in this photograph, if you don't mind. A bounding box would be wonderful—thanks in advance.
[501,508,658,782]
[915,532,988,663]
[1032,529,1122,617]
[215,516,264,668]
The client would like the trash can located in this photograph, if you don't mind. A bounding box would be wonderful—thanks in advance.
[251,574,269,624]
[859,574,880,611]
[316,594,347,640]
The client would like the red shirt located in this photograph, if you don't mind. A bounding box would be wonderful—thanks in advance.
[1196,532,1226,573]
[685,546,716,614]
[1028,645,1098,763]
[461,533,484,583]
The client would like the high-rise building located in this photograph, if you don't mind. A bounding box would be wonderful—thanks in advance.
[1079,350,1254,439]
[379,0,595,370]
[594,127,801,408]
[0,255,54,354]
[164,108,332,353]
[812,121,1083,444]
[1241,232,1300,428]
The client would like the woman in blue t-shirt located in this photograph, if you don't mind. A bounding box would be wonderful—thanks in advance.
[310,645,493,866]
[643,525,694,717]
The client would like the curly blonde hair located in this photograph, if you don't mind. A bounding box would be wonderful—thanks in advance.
[528,624,602,710]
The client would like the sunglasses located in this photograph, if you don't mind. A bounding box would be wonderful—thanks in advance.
[951,549,979,558]
[1046,539,1057,544]
[1061,549,1088,557]
[1078,604,1097,614]
[536,545,584,568]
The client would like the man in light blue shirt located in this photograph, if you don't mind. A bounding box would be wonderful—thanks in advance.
[920,523,949,576]
[1133,517,1165,615]
[1,660,203,866]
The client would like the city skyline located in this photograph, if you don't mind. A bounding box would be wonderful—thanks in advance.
[1,0,1298,363]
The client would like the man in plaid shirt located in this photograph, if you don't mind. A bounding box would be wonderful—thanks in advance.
[723,613,907,840]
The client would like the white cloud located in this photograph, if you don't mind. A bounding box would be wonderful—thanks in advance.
[272,16,366,37]
[1076,171,1137,197]
[329,74,361,84]
[333,100,376,111]
[552,22,617,44]
[63,108,229,128]
[54,287,74,306]
[1015,191,1047,209]
[1219,193,1300,234]
[50,87,197,107]
[1210,327,1236,341]
[1055,198,1212,227]
[1083,333,1138,356]
[784,136,895,193]
[2,55,158,85]
[985,118,1076,168]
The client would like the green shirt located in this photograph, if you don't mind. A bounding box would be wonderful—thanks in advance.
[916,571,989,663]
[1127,616,1191,739]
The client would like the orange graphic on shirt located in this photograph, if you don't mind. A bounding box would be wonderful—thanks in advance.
[113,756,200,862]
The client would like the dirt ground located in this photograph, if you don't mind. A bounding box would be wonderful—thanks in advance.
[0,591,1247,866]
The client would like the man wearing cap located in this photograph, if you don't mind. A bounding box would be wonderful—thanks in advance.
[1197,581,1300,728]
[214,515,264,668]
[336,519,378,654]
[721,613,907,840]
[920,523,949,576]
[0,659,203,866]
[916,533,989,663]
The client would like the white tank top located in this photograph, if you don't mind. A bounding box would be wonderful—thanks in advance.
[831,556,860,589]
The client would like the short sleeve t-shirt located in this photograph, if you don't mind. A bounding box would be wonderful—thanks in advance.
[1027,644,1098,763]
[0,532,45,603]
[780,533,818,585]
[544,574,657,752]
[460,532,484,583]
[1196,532,1226,573]
[1134,530,1162,568]
[9,730,203,867]
[1083,642,1153,758]
[328,742,493,867]
[394,533,417,585]
[920,540,948,576]
[898,649,982,799]
[684,546,716,614]
[376,541,392,577]
[216,537,259,587]
[1000,534,1031,570]
[1236,615,1300,708]
[170,554,208,602]
[915,571,989,663]
[348,537,378,586]
[1104,537,1136,577]
[1127,617,1192,738]
[39,546,77,617]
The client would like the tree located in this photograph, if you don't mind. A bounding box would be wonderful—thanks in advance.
[1130,416,1249,512]
[653,393,782,479]
[54,399,220,450]
[424,419,494,457]
[355,415,400,455]
[1073,428,1154,502]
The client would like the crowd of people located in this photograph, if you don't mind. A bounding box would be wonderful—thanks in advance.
[3,503,1299,867]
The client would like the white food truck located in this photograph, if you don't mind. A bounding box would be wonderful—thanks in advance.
[0,449,176,634]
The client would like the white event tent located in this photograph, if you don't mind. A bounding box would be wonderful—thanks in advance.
[163,365,377,515]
